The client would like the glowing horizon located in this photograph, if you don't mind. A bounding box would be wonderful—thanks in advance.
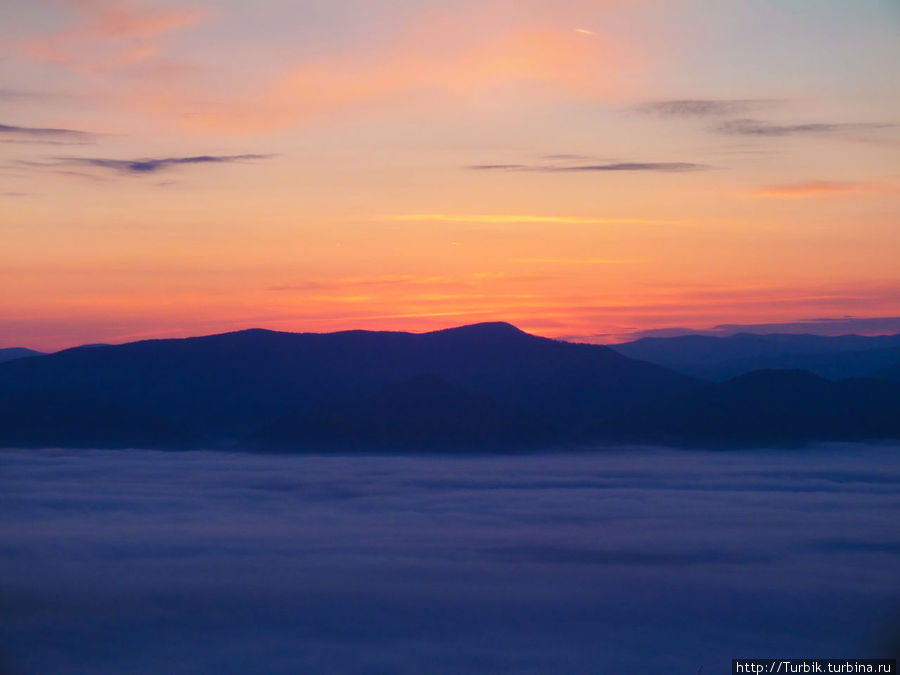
[1,0,898,351]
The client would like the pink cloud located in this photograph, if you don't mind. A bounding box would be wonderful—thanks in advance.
[19,0,206,74]
[12,0,641,133]
[173,25,635,132]
[88,0,640,133]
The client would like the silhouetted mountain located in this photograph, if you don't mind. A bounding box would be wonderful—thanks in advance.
[3,323,898,450]
[610,332,900,380]
[0,322,695,449]
[603,369,900,446]
[878,361,900,381]
[258,374,559,450]
[0,388,187,448]
[0,347,44,364]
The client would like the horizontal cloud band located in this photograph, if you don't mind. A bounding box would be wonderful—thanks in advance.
[469,162,708,172]
[51,154,275,175]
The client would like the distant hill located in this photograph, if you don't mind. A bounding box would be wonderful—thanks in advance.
[0,347,44,364]
[2,323,898,450]
[610,332,900,380]
[0,322,694,449]
[0,388,187,448]
[257,374,559,451]
[604,370,900,446]
[878,361,900,382]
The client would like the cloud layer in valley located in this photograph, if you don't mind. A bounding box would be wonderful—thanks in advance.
[1,445,898,673]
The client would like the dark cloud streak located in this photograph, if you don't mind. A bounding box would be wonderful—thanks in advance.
[547,162,706,172]
[637,99,775,117]
[717,118,893,137]
[0,122,95,142]
[470,162,708,173]
[469,163,527,170]
[51,154,275,175]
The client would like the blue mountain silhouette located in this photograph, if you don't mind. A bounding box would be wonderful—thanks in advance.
[1,323,898,449]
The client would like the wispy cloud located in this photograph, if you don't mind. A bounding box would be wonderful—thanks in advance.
[469,162,708,173]
[10,1,638,134]
[470,164,529,171]
[750,180,897,199]
[0,88,51,101]
[0,122,96,143]
[636,99,774,117]
[50,154,274,176]
[386,214,680,225]
[265,272,554,295]
[717,118,893,137]
[547,162,706,172]
[541,154,598,161]
[515,257,644,264]
[137,4,637,133]
[18,0,206,74]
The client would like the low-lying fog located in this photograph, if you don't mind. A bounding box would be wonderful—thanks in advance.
[2,445,898,673]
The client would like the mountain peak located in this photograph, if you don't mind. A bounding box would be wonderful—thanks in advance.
[429,322,527,338]
[220,328,283,337]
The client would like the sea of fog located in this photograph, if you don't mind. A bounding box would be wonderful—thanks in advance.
[1,445,898,674]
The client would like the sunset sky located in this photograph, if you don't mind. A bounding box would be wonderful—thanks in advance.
[2,0,899,351]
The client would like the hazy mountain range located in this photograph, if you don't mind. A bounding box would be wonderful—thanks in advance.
[0,347,44,364]
[610,332,900,381]
[1,323,899,450]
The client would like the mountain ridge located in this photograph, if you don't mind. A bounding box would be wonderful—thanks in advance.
[2,323,898,450]
[610,332,900,381]
[0,322,693,449]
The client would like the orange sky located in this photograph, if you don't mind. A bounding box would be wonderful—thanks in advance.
[1,0,899,350]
